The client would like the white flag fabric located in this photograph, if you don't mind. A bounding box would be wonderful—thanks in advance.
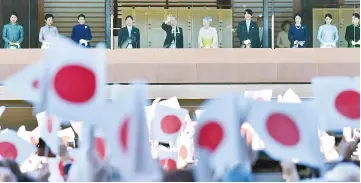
[40,36,107,121]
[312,76,360,130]
[3,61,43,103]
[195,95,247,179]
[151,105,188,144]
[244,89,273,101]
[157,147,178,172]
[248,101,324,167]
[0,106,6,118]
[177,132,194,168]
[0,129,36,164]
[36,112,61,154]
[281,89,301,103]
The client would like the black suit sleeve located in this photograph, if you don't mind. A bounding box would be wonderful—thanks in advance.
[253,23,261,48]
[237,23,242,42]
[162,23,172,32]
[118,29,123,48]
[179,28,184,48]
[136,28,140,48]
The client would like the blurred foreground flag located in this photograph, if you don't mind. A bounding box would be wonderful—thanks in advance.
[4,61,43,104]
[247,101,324,168]
[0,129,36,164]
[39,36,107,121]
[312,76,360,130]
[36,112,61,154]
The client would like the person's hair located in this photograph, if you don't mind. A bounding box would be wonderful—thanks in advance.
[0,159,35,182]
[352,13,360,19]
[125,15,133,21]
[37,137,47,148]
[203,16,213,25]
[244,9,253,15]
[257,14,263,21]
[324,13,332,24]
[281,20,291,30]
[78,14,86,20]
[163,169,194,182]
[9,12,18,21]
[293,13,302,21]
[45,14,54,21]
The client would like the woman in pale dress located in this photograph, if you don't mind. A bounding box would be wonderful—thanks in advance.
[317,13,339,48]
[276,20,291,48]
[198,16,218,48]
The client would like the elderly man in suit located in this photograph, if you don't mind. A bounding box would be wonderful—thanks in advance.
[237,9,260,48]
[118,15,140,49]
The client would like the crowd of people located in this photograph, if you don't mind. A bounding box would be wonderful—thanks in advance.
[1,9,360,49]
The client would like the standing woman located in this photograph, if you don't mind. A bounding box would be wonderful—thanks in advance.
[198,16,218,48]
[288,13,308,48]
[345,13,360,48]
[2,12,24,49]
[317,14,339,48]
[276,20,291,48]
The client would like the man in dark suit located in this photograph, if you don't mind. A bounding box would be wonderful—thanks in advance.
[257,15,272,48]
[237,9,260,48]
[161,15,183,48]
[118,15,140,49]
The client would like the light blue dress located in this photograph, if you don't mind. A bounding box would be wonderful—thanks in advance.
[2,23,24,48]
[317,24,339,47]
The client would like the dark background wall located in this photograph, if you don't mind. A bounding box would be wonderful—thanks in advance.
[0,0,39,48]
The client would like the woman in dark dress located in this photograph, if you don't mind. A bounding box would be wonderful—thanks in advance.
[288,13,308,48]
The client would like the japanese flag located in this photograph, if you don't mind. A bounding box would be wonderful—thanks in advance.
[40,36,107,121]
[312,76,360,130]
[177,133,194,168]
[3,61,43,104]
[0,106,6,118]
[151,104,188,144]
[0,129,36,164]
[244,89,273,101]
[157,147,179,172]
[36,112,61,154]
[195,95,247,179]
[247,101,324,167]
[159,97,192,130]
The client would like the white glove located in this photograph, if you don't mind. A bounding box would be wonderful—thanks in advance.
[243,39,251,45]
[79,39,88,46]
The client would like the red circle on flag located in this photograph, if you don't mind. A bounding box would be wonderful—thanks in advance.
[32,80,39,89]
[160,159,177,171]
[94,137,106,160]
[160,115,182,134]
[335,90,360,119]
[197,121,224,152]
[53,65,96,103]
[119,118,129,152]
[0,142,18,160]
[266,113,300,146]
[179,145,187,160]
[47,116,53,133]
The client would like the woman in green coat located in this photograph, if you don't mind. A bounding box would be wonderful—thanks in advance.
[2,12,24,49]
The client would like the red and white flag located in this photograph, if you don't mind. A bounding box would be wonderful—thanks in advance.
[0,129,36,164]
[247,101,324,167]
[195,95,248,179]
[36,112,61,154]
[312,76,360,130]
[3,61,43,103]
[177,133,194,168]
[40,36,107,121]
[151,105,188,145]
[157,147,178,172]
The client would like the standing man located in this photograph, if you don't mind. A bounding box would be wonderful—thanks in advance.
[118,15,140,49]
[161,15,183,48]
[237,9,260,48]
[39,14,59,48]
[256,14,272,48]
[71,14,92,48]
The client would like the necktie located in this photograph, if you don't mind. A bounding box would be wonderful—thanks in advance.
[128,27,131,38]
[247,21,250,32]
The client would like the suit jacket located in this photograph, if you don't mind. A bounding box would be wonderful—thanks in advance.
[259,28,272,48]
[118,26,140,48]
[237,20,260,48]
[161,23,183,48]
[345,24,360,48]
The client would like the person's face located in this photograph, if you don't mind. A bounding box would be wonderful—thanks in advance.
[257,18,263,27]
[245,12,252,21]
[125,17,133,26]
[295,16,302,24]
[203,19,210,27]
[284,23,290,31]
[325,16,332,24]
[170,18,177,26]
[45,17,53,25]
[10,15,17,23]
[78,17,85,25]
[352,16,359,25]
